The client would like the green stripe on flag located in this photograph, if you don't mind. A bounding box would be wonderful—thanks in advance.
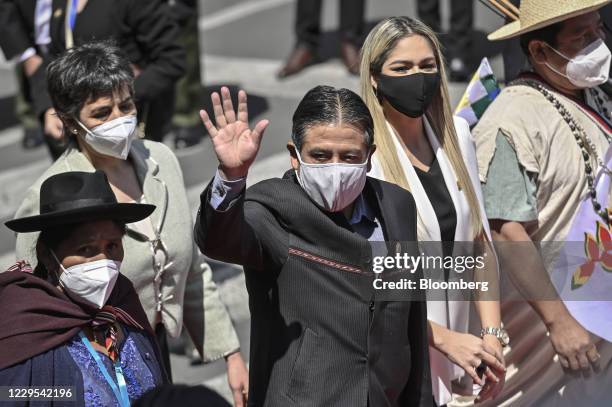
[471,96,492,119]
[481,74,499,95]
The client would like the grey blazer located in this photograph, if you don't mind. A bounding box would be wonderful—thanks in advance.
[13,139,240,362]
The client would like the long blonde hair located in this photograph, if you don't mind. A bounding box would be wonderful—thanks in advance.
[360,16,483,239]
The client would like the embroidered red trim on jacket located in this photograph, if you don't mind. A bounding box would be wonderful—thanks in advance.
[288,247,366,274]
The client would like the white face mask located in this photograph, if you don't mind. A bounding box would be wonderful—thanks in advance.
[77,115,138,160]
[294,148,369,212]
[545,39,611,89]
[52,252,120,309]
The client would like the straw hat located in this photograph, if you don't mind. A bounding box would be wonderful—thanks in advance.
[488,0,612,41]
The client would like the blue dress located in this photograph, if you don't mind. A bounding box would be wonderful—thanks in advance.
[0,325,166,407]
[66,328,158,406]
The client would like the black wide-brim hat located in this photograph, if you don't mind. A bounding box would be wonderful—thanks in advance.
[6,170,156,233]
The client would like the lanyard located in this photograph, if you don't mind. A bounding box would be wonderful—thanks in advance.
[79,331,131,407]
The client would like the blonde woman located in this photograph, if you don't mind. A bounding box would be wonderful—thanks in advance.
[360,17,505,406]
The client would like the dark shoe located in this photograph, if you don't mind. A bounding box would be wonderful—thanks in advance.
[173,126,204,149]
[340,41,361,76]
[449,58,471,82]
[22,127,44,149]
[189,355,203,366]
[189,346,203,366]
[277,45,315,79]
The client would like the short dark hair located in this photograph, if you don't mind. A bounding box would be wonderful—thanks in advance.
[47,41,134,123]
[519,21,564,57]
[291,85,374,152]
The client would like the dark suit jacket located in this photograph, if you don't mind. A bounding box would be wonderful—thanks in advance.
[0,0,185,124]
[195,171,432,407]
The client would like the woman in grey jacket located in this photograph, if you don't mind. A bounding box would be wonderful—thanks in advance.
[11,41,249,406]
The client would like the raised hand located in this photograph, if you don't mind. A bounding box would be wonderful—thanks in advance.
[200,87,269,180]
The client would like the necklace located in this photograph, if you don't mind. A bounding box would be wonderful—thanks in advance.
[515,79,612,224]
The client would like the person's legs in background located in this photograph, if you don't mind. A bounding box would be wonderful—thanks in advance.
[278,0,322,78]
[447,0,474,82]
[417,0,474,82]
[339,0,366,75]
[14,65,44,149]
[142,87,175,143]
[172,9,204,149]
[417,0,441,33]
[295,0,323,50]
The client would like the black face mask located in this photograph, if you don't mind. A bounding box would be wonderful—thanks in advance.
[376,72,440,118]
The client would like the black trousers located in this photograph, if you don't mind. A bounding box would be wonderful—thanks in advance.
[14,66,67,160]
[155,323,173,382]
[295,0,365,48]
[417,0,473,60]
[138,88,175,143]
